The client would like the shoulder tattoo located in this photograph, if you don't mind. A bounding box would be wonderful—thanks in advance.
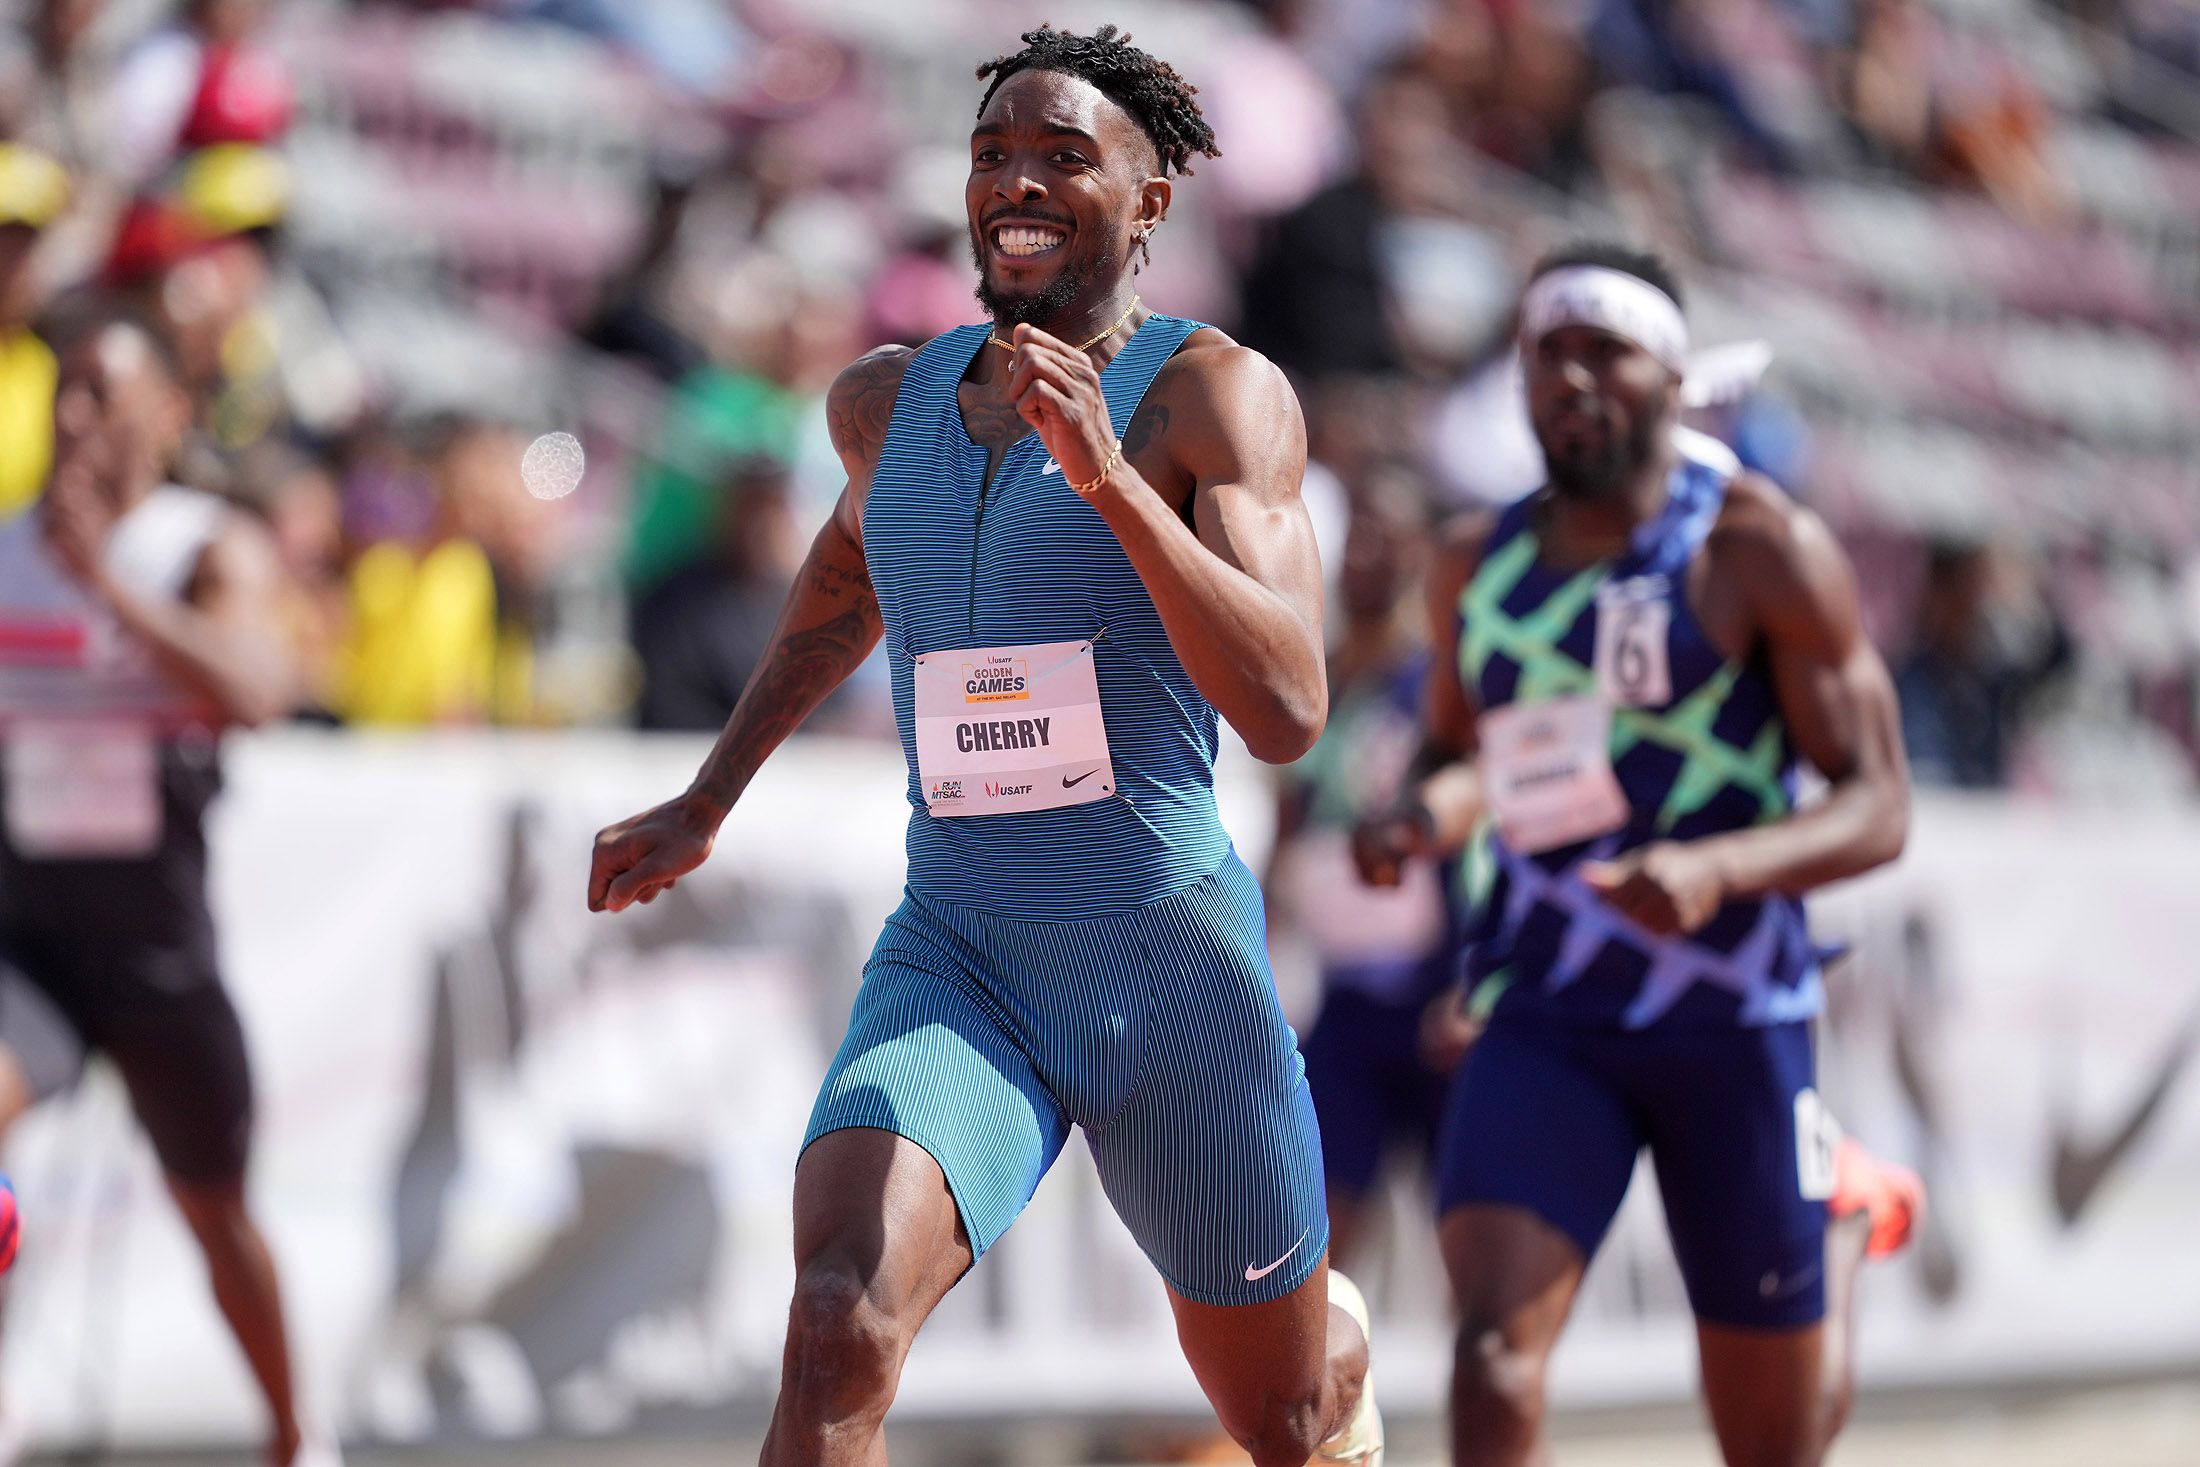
[827,348,911,465]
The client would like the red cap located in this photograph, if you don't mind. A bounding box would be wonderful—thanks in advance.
[180,44,291,148]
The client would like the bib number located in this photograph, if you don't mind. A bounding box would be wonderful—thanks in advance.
[913,638,1116,818]
[1794,1088,1841,1202]
[1478,695,1628,855]
[1595,577,1672,708]
[4,719,162,858]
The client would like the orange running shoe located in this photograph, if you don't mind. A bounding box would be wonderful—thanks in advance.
[1829,1138,1925,1259]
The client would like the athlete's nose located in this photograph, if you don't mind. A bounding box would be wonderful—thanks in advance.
[993,167,1048,205]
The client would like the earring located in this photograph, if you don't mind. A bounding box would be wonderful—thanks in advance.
[1137,228,1152,270]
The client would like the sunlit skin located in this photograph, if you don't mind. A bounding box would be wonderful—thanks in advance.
[1524,321,1678,521]
[586,50,1362,1467]
[965,67,1166,334]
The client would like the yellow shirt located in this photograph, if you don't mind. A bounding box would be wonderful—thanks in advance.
[0,328,56,520]
[331,538,500,725]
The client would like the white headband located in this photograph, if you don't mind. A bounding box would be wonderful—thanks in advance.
[1518,265,1689,374]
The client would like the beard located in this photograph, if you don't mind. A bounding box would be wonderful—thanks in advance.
[1543,405,1664,500]
[969,231,1120,328]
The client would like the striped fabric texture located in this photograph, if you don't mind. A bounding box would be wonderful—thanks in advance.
[805,852,1328,1306]
[1460,433,1826,1030]
[861,314,1232,920]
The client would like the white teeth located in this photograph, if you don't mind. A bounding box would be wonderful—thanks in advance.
[994,225,1065,257]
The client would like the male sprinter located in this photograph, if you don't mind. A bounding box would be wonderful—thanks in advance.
[0,314,333,1466]
[589,26,1380,1467]
[1356,243,1916,1467]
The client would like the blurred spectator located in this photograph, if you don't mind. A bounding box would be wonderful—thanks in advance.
[1895,540,2072,788]
[1196,4,1349,226]
[1237,64,1457,378]
[0,140,64,518]
[107,151,363,458]
[330,418,551,726]
[629,456,799,732]
[578,155,711,386]
[227,437,347,718]
[624,265,855,591]
[1472,6,1600,191]
[1829,0,2065,215]
[103,0,284,189]
[1588,0,1806,172]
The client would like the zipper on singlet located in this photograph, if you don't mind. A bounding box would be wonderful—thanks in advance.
[966,483,984,636]
[967,449,1000,638]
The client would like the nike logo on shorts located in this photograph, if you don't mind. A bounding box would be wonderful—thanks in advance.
[1041,459,1063,475]
[1245,1227,1311,1283]
[1757,1258,1823,1300]
[1062,769,1099,788]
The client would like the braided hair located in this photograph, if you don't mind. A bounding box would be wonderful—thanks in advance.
[975,24,1220,176]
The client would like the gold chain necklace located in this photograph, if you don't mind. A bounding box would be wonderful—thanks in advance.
[989,295,1141,354]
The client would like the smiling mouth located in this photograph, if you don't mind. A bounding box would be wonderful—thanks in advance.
[990,222,1068,260]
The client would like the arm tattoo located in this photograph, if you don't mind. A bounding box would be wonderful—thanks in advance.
[693,602,878,812]
[1123,402,1169,457]
[827,349,910,465]
[808,560,870,603]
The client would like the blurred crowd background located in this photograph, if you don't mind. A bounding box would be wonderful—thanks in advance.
[4,4,2199,1460]
[1,0,2196,798]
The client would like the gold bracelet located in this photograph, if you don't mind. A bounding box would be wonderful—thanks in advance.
[1069,439,1122,498]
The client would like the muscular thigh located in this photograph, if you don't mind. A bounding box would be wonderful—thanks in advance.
[2,920,251,1184]
[1641,1022,1829,1330]
[1084,856,1328,1308]
[805,897,1072,1263]
[1437,1020,1642,1272]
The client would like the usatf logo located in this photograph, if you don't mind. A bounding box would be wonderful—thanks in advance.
[984,781,1034,798]
[929,779,964,802]
[962,654,1029,704]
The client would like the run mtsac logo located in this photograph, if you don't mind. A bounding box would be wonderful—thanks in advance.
[928,779,965,803]
[961,654,1030,704]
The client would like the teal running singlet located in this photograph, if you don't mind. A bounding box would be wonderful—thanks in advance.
[861,313,1228,918]
[810,316,1328,1305]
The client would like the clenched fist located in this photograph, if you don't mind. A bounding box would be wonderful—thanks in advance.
[1579,841,1727,937]
[587,792,721,913]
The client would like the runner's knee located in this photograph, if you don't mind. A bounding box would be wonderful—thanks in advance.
[1229,1385,1328,1467]
[167,1174,249,1244]
[781,1258,909,1420]
[1452,1314,1550,1443]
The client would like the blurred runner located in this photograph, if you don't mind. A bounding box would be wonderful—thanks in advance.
[0,311,334,1467]
[1356,242,1919,1467]
[589,24,1380,1467]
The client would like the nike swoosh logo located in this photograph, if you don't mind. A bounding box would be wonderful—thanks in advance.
[1061,769,1098,788]
[2051,1002,2200,1226]
[1757,1258,1823,1300]
[1244,1227,1311,1283]
[1041,459,1062,475]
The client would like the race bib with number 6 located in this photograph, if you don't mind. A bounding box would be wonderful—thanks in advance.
[1594,576,1673,708]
